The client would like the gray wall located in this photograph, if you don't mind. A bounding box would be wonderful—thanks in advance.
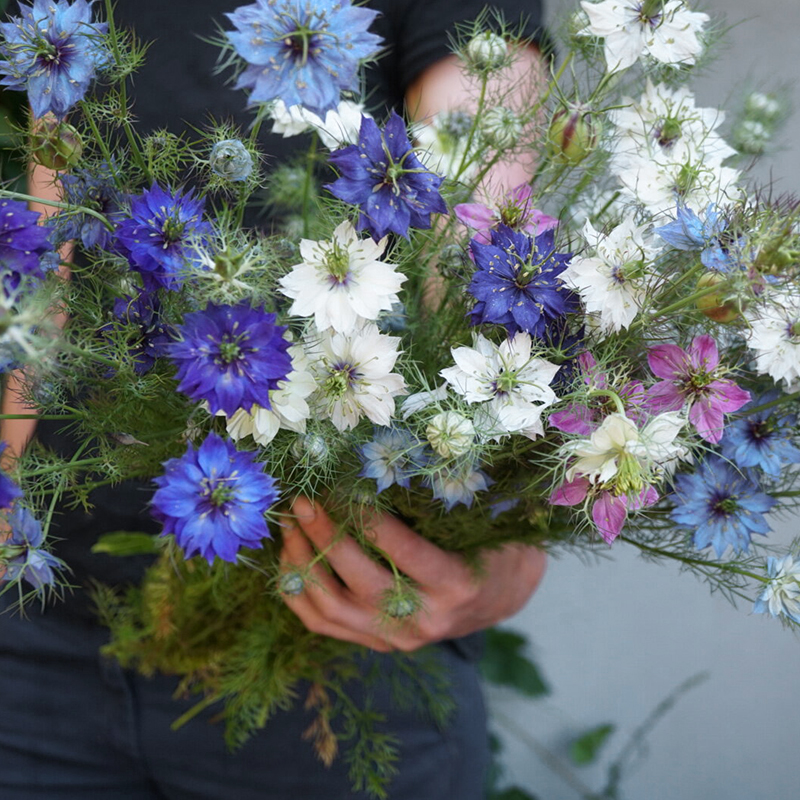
[494,2,800,797]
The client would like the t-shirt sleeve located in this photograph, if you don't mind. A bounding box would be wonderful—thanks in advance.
[372,0,547,101]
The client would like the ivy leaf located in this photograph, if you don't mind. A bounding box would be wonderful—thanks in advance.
[570,723,615,765]
[91,531,160,557]
[480,628,549,697]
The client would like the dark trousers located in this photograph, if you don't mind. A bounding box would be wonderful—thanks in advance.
[0,601,488,799]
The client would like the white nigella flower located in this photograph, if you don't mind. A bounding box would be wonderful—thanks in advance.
[270,99,369,150]
[562,411,686,489]
[305,323,406,431]
[226,341,316,445]
[439,332,560,440]
[754,554,800,624]
[426,411,476,458]
[610,81,736,169]
[616,144,740,218]
[562,214,661,334]
[580,0,709,73]
[279,221,406,334]
[746,290,800,390]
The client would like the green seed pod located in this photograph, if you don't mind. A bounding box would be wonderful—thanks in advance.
[547,105,599,165]
[279,571,305,596]
[31,118,82,170]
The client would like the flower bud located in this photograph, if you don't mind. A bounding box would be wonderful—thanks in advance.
[733,120,770,156]
[290,432,329,464]
[547,105,599,165]
[481,106,522,149]
[31,118,82,170]
[744,92,782,123]
[464,31,508,71]
[209,139,253,182]
[696,272,739,323]
[279,571,305,596]
[426,411,475,458]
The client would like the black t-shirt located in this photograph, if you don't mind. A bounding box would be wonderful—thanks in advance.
[31,0,545,617]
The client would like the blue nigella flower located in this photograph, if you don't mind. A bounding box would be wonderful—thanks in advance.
[209,139,254,182]
[670,457,775,558]
[468,225,577,338]
[423,458,493,512]
[326,112,448,240]
[0,0,108,119]
[103,289,173,375]
[720,391,800,478]
[358,427,428,493]
[1,506,65,593]
[225,0,382,116]
[655,204,736,272]
[168,302,292,416]
[151,432,279,564]
[0,198,58,292]
[115,183,212,292]
[0,442,23,509]
[54,163,126,251]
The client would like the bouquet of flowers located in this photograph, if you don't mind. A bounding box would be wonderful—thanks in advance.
[1,0,799,794]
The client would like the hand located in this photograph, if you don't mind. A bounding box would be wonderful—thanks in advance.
[279,497,547,652]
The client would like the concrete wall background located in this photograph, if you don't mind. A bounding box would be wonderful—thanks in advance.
[494,2,800,797]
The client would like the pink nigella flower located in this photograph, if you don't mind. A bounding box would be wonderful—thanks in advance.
[646,334,750,444]
[549,352,645,435]
[549,476,658,544]
[454,183,558,246]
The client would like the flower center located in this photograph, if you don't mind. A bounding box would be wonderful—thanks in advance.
[202,476,236,508]
[673,163,702,199]
[493,370,518,396]
[281,21,323,66]
[217,333,246,364]
[324,363,356,398]
[655,116,682,149]
[715,495,739,515]
[638,0,663,25]
[161,214,187,244]
[325,240,351,284]
[789,321,800,340]
[614,451,644,493]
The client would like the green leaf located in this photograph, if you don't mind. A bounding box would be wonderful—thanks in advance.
[91,531,161,557]
[570,723,615,766]
[479,628,549,697]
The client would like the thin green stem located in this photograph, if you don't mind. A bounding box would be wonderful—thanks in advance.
[170,693,221,731]
[620,536,767,583]
[736,390,800,418]
[0,190,116,232]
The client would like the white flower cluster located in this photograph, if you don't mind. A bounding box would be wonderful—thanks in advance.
[581,0,708,73]
[270,98,367,150]
[562,213,661,335]
[608,80,740,217]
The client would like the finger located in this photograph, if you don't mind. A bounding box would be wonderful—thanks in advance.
[364,512,471,588]
[291,497,395,599]
[280,524,392,651]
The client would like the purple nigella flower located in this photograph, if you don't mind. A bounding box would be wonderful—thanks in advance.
[549,352,645,435]
[115,183,212,292]
[0,443,23,509]
[151,432,279,564]
[1,506,65,593]
[468,225,577,338]
[54,163,126,251]
[646,334,750,444]
[169,302,292,416]
[670,457,775,558]
[455,183,558,246]
[105,289,173,375]
[225,0,382,116]
[0,198,57,291]
[720,391,800,478]
[550,476,658,544]
[358,427,427,493]
[326,112,448,240]
[0,0,107,119]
